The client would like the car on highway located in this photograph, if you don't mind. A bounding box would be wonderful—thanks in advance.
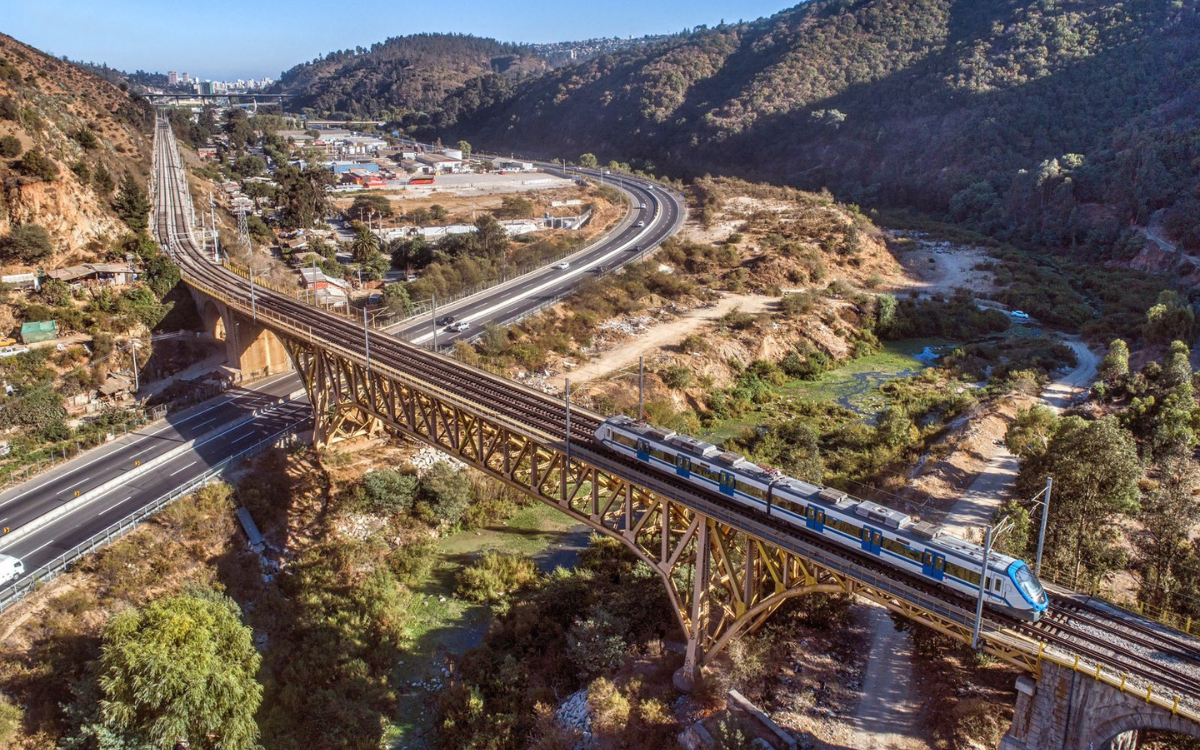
[0,554,24,584]
[1010,310,1031,320]
[554,261,571,270]
[631,244,642,252]
[448,321,471,332]
[640,203,647,209]
[635,221,646,228]
[436,315,456,326]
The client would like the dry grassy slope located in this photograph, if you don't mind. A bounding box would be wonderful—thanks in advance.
[518,178,910,413]
[0,32,152,265]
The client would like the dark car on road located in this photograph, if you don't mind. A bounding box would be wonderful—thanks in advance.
[436,315,456,325]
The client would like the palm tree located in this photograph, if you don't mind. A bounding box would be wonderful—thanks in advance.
[350,225,379,263]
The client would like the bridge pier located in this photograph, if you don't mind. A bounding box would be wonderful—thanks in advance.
[1001,661,1199,750]
[192,289,292,381]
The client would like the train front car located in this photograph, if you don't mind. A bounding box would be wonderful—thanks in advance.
[1006,560,1049,621]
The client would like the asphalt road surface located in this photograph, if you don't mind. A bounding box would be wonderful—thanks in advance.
[389,174,685,348]
[0,399,310,581]
[0,372,299,548]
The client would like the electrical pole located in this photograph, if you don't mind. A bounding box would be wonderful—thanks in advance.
[1035,476,1052,578]
[250,267,256,322]
[363,306,371,372]
[565,378,572,489]
[972,525,994,651]
[638,356,645,420]
[431,293,438,352]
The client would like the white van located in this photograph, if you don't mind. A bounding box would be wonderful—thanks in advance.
[0,554,23,584]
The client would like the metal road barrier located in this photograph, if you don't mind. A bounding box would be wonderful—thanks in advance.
[0,423,302,614]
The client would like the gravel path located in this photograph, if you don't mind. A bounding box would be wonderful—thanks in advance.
[850,605,930,750]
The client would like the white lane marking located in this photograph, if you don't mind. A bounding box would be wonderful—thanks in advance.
[410,199,667,344]
[27,538,57,556]
[97,497,132,516]
[168,461,198,477]
[230,433,255,444]
[0,372,300,508]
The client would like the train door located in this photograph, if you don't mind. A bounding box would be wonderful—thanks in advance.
[718,472,737,497]
[860,526,882,555]
[804,506,826,532]
[922,551,946,581]
[674,453,692,478]
[635,439,651,462]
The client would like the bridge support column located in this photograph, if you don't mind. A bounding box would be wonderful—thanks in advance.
[190,288,292,382]
[1000,661,1198,750]
[675,521,711,693]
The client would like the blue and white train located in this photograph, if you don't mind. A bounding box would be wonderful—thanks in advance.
[595,415,1048,622]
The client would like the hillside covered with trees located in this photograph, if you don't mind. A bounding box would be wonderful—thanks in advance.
[295,0,1200,253]
[273,33,541,122]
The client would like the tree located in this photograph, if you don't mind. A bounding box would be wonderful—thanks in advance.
[0,134,21,158]
[232,155,266,177]
[275,163,333,229]
[382,282,412,315]
[579,153,598,169]
[1137,453,1200,613]
[1019,416,1141,586]
[16,148,59,180]
[1143,291,1197,345]
[754,421,823,483]
[0,223,54,263]
[95,590,262,749]
[72,126,99,151]
[350,225,380,263]
[93,163,115,196]
[1006,405,1060,460]
[113,173,150,232]
[1099,339,1129,385]
[347,194,394,222]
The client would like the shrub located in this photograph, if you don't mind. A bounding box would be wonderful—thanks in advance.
[660,365,692,390]
[72,126,99,151]
[358,468,418,514]
[16,148,58,180]
[386,537,438,585]
[0,134,20,158]
[455,550,538,603]
[0,697,22,745]
[0,222,53,263]
[568,605,629,678]
[415,461,473,525]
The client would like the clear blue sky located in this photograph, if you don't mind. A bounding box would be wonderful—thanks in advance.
[6,0,789,80]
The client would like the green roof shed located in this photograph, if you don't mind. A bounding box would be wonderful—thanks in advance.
[20,320,57,344]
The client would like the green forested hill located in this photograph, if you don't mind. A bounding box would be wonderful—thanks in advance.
[448,0,1200,250]
[274,33,537,120]
[286,0,1200,251]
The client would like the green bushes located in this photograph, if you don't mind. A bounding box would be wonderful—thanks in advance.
[455,550,539,604]
[356,467,419,514]
[15,149,57,180]
[660,365,692,390]
[0,134,20,158]
[0,223,53,263]
[415,461,473,524]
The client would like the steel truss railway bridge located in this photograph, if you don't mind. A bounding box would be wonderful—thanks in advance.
[151,113,1200,749]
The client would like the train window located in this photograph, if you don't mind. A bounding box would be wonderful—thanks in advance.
[743,484,765,500]
[945,561,981,586]
[884,538,922,563]
[612,432,637,449]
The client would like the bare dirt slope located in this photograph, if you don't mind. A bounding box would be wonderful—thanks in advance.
[554,293,776,391]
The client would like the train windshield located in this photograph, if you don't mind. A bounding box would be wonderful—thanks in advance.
[1013,564,1047,606]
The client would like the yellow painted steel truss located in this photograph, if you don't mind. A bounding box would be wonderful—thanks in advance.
[282,337,1051,686]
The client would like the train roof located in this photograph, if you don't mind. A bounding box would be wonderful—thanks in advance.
[601,416,1022,573]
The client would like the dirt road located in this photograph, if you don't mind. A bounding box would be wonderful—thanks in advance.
[552,293,776,390]
[850,606,931,750]
[944,334,1098,541]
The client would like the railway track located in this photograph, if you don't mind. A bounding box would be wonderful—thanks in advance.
[152,115,1200,709]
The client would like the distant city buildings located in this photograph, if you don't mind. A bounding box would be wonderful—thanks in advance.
[531,36,672,67]
[167,71,178,86]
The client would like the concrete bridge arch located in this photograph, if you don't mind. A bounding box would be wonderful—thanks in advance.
[188,288,292,380]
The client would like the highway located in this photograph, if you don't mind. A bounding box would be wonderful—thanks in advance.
[390,172,684,347]
[0,400,309,572]
[0,372,300,545]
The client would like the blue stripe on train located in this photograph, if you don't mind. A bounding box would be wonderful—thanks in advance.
[609,439,1013,605]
